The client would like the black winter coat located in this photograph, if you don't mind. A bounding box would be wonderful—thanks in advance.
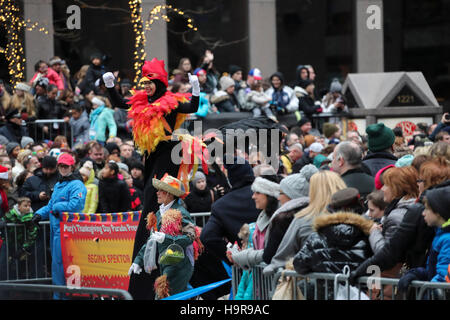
[341,167,375,200]
[36,96,68,120]
[351,182,449,280]
[362,151,398,177]
[200,176,259,262]
[0,122,28,144]
[98,176,131,213]
[184,186,214,214]
[298,95,320,120]
[78,63,106,95]
[19,168,59,211]
[293,212,374,275]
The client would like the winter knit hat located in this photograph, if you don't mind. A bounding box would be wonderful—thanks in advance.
[41,155,57,169]
[91,97,104,107]
[15,82,31,92]
[395,154,414,167]
[193,171,206,184]
[280,164,318,199]
[251,176,280,198]
[297,117,312,129]
[21,136,34,149]
[219,76,235,90]
[366,123,395,152]
[329,78,342,93]
[229,65,242,77]
[323,123,339,139]
[117,162,129,173]
[424,184,450,221]
[0,135,9,146]
[224,157,254,187]
[374,164,395,190]
[0,165,9,180]
[6,142,20,155]
[129,160,144,172]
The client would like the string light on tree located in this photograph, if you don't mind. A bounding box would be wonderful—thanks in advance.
[0,0,49,87]
[128,2,199,85]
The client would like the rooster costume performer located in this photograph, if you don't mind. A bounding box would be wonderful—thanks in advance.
[103,58,201,299]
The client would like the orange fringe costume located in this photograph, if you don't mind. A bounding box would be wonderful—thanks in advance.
[146,210,203,299]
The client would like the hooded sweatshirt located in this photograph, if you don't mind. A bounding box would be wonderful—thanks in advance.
[89,105,117,143]
[264,72,298,113]
[70,110,90,146]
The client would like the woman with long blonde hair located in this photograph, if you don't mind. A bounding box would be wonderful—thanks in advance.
[10,83,37,120]
[263,170,347,274]
[295,170,348,220]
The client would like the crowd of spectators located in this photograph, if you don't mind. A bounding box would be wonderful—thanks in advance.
[0,49,449,300]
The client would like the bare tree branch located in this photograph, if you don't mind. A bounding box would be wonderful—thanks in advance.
[74,0,130,14]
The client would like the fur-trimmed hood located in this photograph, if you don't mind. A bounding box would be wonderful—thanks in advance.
[313,211,374,235]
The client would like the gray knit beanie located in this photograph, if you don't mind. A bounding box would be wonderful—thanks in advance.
[6,142,20,155]
[193,171,206,184]
[280,164,318,199]
[0,135,9,146]
[219,76,235,91]
[21,136,34,149]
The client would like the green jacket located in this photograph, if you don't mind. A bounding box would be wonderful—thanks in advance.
[1,204,38,252]
[134,201,195,296]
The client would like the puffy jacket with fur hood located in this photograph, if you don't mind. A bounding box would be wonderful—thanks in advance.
[293,212,374,275]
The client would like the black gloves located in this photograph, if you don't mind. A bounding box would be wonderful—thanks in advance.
[31,214,42,227]
[398,268,427,293]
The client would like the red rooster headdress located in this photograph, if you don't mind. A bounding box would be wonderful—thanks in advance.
[141,58,168,87]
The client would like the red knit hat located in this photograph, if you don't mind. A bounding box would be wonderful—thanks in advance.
[0,165,8,180]
[374,164,395,190]
[57,153,75,166]
[141,58,168,87]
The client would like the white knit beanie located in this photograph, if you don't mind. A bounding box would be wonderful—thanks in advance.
[251,176,280,198]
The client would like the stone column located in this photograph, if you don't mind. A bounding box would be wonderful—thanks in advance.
[354,0,384,73]
[141,0,168,63]
[248,0,277,77]
[23,0,54,81]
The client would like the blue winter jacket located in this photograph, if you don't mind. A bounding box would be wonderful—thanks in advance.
[35,175,87,298]
[406,225,450,283]
[429,226,450,282]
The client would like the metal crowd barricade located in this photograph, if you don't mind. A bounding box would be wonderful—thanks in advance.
[29,119,74,146]
[231,263,275,300]
[190,212,210,228]
[0,221,51,282]
[230,264,450,300]
[252,263,275,300]
[0,282,133,300]
[269,268,450,300]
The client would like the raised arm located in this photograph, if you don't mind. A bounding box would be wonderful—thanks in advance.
[103,72,130,109]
